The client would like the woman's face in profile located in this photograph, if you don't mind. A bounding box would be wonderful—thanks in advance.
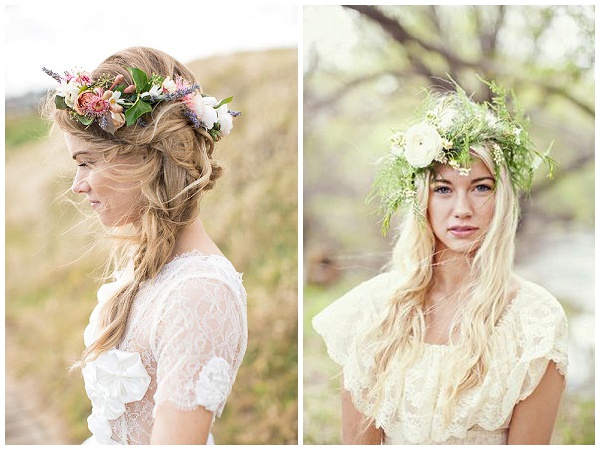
[427,157,495,255]
[66,133,143,227]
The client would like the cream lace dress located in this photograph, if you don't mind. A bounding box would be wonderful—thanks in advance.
[81,250,247,445]
[312,271,568,445]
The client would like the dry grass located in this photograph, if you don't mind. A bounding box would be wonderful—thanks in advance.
[6,47,298,444]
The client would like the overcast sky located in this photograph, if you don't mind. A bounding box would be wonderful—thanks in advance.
[5,4,298,97]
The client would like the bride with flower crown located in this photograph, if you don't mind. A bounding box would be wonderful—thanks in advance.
[313,80,568,445]
[43,46,247,445]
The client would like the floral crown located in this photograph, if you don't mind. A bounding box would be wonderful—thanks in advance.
[371,78,555,234]
[43,66,240,141]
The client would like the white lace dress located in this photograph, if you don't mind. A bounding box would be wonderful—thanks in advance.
[312,271,568,445]
[81,251,247,445]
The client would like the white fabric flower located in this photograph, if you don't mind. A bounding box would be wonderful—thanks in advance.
[87,411,114,445]
[403,122,443,168]
[195,356,231,412]
[94,350,151,404]
[82,348,151,445]
[83,363,127,419]
[216,104,234,136]
[191,95,218,129]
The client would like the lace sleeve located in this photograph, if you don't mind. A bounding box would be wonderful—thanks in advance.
[513,286,569,403]
[312,272,398,367]
[151,274,246,418]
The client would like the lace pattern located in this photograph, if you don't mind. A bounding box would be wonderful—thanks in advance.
[313,272,568,444]
[82,251,248,445]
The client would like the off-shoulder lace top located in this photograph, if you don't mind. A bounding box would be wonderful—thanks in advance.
[312,272,568,445]
[82,250,247,445]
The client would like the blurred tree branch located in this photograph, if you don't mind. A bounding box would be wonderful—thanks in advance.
[341,5,594,117]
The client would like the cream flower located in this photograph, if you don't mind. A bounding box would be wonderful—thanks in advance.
[389,132,405,157]
[191,95,218,129]
[56,79,82,109]
[111,112,126,130]
[162,76,177,93]
[195,356,231,412]
[403,122,443,168]
[216,104,234,136]
[514,127,522,145]
[141,84,162,99]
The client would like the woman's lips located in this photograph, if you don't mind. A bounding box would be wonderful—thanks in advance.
[448,226,478,237]
[90,201,101,209]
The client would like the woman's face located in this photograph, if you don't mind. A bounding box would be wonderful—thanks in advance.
[427,157,495,256]
[66,134,143,227]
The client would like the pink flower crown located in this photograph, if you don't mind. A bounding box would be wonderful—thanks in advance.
[43,67,240,141]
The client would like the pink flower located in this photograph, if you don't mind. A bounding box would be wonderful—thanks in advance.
[75,91,109,116]
[76,72,93,85]
[74,92,95,115]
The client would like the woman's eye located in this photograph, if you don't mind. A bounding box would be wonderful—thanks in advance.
[475,184,493,192]
[433,186,451,194]
[77,161,94,168]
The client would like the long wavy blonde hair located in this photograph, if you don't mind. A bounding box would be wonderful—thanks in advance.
[361,143,519,422]
[47,47,224,368]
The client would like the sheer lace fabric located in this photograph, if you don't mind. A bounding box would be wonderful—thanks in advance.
[313,272,568,445]
[82,251,247,445]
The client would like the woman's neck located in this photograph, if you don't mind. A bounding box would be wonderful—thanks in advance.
[169,217,223,262]
[430,248,473,298]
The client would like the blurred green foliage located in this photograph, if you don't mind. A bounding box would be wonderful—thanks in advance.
[5,114,51,150]
[6,48,298,444]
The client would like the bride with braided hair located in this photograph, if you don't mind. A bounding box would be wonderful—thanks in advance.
[313,80,568,445]
[44,46,246,444]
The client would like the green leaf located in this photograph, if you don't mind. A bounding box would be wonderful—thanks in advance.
[127,67,149,93]
[214,96,233,108]
[124,97,152,126]
[77,115,94,126]
[55,95,67,110]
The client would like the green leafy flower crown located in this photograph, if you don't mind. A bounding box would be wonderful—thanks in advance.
[43,66,239,141]
[371,78,555,234]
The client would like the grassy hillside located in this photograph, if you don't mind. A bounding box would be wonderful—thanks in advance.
[5,47,298,444]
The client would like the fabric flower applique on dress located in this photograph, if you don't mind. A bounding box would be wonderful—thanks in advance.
[82,349,151,444]
[194,356,232,413]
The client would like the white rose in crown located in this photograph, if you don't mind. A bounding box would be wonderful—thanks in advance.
[56,79,82,109]
[403,122,443,168]
[216,104,234,136]
[192,95,218,129]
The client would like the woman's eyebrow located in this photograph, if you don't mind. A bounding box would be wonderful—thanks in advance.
[71,151,91,160]
[471,176,495,183]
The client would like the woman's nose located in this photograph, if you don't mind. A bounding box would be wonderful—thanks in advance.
[71,173,90,195]
[453,193,473,219]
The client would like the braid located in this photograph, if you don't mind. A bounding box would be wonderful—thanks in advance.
[52,47,226,369]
